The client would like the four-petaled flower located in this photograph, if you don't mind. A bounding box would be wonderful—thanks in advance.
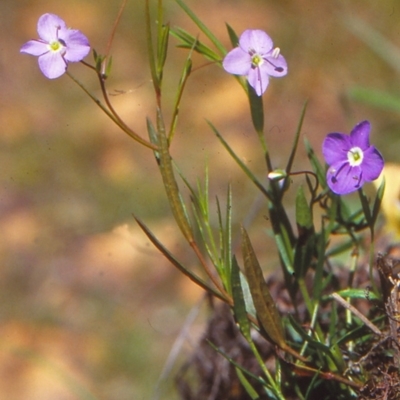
[322,120,384,195]
[20,13,90,79]
[223,29,287,96]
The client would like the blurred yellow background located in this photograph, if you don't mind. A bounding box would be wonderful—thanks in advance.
[2,0,400,398]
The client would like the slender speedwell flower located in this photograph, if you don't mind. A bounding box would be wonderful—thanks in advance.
[20,13,90,79]
[223,29,287,96]
[322,120,384,195]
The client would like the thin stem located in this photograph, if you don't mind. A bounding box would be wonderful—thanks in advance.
[70,68,158,150]
[105,0,128,58]
[190,241,232,304]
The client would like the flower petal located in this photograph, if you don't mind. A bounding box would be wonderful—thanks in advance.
[223,47,251,75]
[361,146,384,181]
[326,162,363,195]
[63,29,91,62]
[239,29,273,54]
[20,40,48,56]
[37,13,67,42]
[350,120,371,150]
[263,53,288,77]
[38,52,67,79]
[322,133,352,165]
[247,66,269,96]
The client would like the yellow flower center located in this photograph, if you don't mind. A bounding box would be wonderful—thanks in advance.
[251,54,264,68]
[48,40,64,53]
[347,147,364,166]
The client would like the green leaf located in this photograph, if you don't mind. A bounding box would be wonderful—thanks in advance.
[207,340,268,386]
[225,23,239,47]
[208,121,271,199]
[156,23,170,83]
[312,225,327,301]
[175,0,226,55]
[235,367,260,399]
[170,27,221,61]
[295,186,313,230]
[335,288,379,301]
[248,81,264,134]
[241,227,285,347]
[294,186,315,279]
[372,176,385,227]
[304,138,326,190]
[146,117,160,156]
[273,229,294,275]
[145,0,159,93]
[358,188,372,226]
[231,256,251,340]
[134,216,225,301]
[168,44,193,143]
[348,86,400,112]
[285,101,308,176]
[104,56,113,79]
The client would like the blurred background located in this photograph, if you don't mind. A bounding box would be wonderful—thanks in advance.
[2,0,400,398]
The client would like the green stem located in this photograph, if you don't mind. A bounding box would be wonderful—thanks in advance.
[248,340,285,400]
[68,71,158,150]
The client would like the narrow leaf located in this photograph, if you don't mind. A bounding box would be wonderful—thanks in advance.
[134,216,225,300]
[208,121,271,199]
[145,0,159,93]
[225,23,239,47]
[348,86,400,112]
[372,176,385,226]
[156,23,170,83]
[358,188,372,225]
[285,101,308,175]
[170,27,220,61]
[168,40,193,143]
[231,256,251,340]
[304,138,326,189]
[248,81,264,134]
[235,368,260,400]
[175,0,226,55]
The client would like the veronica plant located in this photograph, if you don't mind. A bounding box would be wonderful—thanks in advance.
[20,1,393,399]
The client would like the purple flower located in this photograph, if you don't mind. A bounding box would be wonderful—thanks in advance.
[222,29,287,96]
[322,121,384,195]
[20,13,90,79]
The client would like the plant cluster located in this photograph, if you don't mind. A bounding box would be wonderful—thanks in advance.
[20,2,400,399]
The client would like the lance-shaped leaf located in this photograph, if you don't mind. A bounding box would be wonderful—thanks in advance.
[241,227,285,347]
[231,256,251,341]
[247,81,264,135]
[294,186,315,279]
